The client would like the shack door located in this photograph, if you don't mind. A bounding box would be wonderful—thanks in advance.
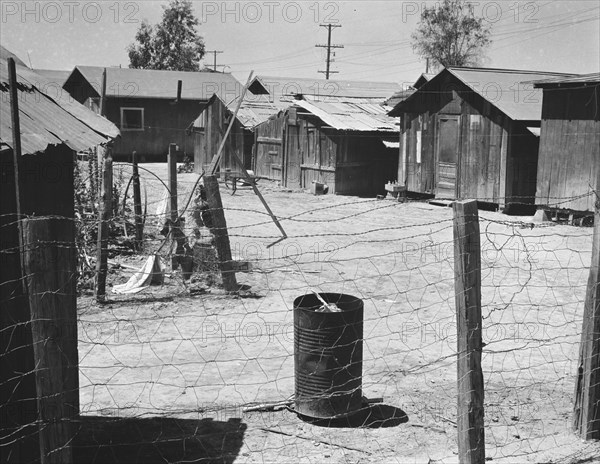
[436,115,460,199]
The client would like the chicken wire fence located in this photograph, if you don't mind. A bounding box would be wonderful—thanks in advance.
[2,160,600,464]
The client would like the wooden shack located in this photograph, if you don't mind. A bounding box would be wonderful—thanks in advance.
[534,73,600,212]
[249,77,402,196]
[64,66,241,161]
[0,57,117,463]
[255,97,400,196]
[189,93,279,174]
[388,67,574,210]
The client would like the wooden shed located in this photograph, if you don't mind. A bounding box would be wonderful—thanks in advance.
[254,95,401,196]
[189,93,281,174]
[63,66,241,161]
[388,67,574,210]
[1,58,118,463]
[534,73,600,212]
[248,77,402,196]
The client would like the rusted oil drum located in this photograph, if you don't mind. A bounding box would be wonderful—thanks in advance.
[293,293,363,419]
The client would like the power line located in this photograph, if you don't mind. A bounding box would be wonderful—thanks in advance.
[315,24,344,79]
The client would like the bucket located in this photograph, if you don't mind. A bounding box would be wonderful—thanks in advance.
[293,293,363,419]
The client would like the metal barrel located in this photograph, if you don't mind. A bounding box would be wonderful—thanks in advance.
[293,293,363,419]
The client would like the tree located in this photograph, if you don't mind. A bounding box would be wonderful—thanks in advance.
[411,0,492,70]
[127,0,205,71]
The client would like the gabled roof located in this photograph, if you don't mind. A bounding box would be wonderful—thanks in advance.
[533,72,600,87]
[64,65,242,100]
[389,66,576,121]
[291,95,399,132]
[1,60,116,154]
[248,75,402,101]
[413,72,437,89]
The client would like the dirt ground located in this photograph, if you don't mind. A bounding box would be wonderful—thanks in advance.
[75,164,600,463]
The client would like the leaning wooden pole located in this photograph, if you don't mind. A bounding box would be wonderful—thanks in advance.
[573,174,600,439]
[23,217,78,464]
[204,175,238,291]
[453,200,485,464]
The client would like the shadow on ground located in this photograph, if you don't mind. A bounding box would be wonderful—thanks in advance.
[299,402,408,429]
[73,416,246,464]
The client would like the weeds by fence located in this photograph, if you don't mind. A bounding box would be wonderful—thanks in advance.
[2,160,600,463]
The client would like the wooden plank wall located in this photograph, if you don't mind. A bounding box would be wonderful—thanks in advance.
[536,86,600,212]
[107,98,198,161]
[401,88,532,206]
[254,115,285,182]
[0,146,76,463]
[458,108,506,203]
[299,119,338,192]
[193,99,249,174]
[537,118,599,211]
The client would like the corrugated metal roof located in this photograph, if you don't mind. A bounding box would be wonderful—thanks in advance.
[1,61,112,155]
[192,93,285,130]
[67,65,242,100]
[249,75,402,100]
[0,45,27,67]
[390,67,576,121]
[33,69,72,86]
[292,95,399,132]
[533,72,600,87]
[17,65,120,139]
[384,88,416,107]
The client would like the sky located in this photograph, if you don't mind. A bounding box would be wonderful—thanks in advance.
[1,0,599,85]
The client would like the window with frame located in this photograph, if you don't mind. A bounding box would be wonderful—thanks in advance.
[120,107,144,131]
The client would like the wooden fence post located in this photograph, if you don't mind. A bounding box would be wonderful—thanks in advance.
[23,216,78,464]
[573,183,600,439]
[453,200,485,464]
[132,151,143,251]
[168,143,179,269]
[95,146,113,302]
[204,175,238,291]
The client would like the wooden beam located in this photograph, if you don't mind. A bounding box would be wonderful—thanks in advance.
[573,171,600,439]
[256,137,283,144]
[203,175,238,291]
[230,150,287,248]
[453,200,485,464]
[23,217,78,464]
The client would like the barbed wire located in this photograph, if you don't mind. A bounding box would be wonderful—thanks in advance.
[2,162,600,463]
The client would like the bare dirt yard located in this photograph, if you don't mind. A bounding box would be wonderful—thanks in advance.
[74,164,600,463]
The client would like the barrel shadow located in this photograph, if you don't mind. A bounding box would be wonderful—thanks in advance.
[298,401,408,429]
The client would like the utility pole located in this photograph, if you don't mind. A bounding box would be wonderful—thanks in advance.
[316,24,343,79]
[206,50,224,71]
